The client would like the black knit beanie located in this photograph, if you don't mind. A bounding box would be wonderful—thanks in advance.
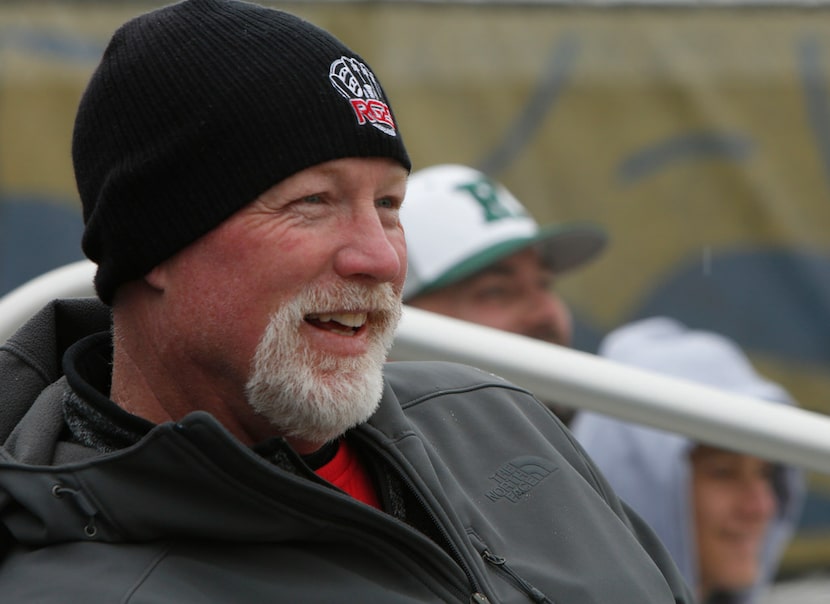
[73,0,410,304]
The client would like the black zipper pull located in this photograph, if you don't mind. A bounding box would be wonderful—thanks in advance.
[481,549,554,604]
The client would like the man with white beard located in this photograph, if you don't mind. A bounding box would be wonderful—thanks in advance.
[0,1,693,602]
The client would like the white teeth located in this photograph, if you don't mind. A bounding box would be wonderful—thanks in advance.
[312,312,367,328]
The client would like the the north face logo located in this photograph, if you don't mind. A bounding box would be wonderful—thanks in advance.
[485,456,559,503]
[329,56,397,137]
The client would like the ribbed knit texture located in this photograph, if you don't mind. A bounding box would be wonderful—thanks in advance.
[73,0,410,304]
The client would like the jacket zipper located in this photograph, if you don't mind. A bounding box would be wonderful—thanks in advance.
[481,549,553,604]
[352,431,490,603]
[399,475,487,600]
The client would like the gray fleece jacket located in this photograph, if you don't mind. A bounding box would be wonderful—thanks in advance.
[0,298,693,603]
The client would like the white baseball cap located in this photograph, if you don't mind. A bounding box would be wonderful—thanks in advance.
[401,164,607,301]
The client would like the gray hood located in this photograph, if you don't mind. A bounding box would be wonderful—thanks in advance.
[572,317,805,603]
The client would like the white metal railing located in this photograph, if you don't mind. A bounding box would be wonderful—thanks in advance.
[391,308,830,475]
[2,260,829,475]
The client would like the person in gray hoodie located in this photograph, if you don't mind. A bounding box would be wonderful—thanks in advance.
[572,317,805,604]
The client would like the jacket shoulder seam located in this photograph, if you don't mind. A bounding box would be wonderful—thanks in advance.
[399,381,533,410]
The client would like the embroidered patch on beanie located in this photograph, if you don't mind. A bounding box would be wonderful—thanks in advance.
[329,56,397,137]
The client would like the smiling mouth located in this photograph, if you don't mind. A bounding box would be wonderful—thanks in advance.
[305,312,368,336]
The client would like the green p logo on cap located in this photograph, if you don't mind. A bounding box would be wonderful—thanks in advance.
[456,176,529,223]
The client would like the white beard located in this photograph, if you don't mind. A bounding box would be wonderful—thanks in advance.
[244,282,401,444]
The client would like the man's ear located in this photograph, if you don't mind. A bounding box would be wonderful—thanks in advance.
[144,263,168,292]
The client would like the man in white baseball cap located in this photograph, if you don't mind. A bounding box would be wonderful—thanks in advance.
[401,163,607,423]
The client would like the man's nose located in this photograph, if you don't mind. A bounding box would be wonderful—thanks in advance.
[334,207,403,283]
[739,477,777,521]
[524,288,572,346]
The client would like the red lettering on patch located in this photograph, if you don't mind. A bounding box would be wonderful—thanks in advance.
[350,99,395,130]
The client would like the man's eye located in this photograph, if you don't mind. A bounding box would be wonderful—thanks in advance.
[475,286,511,301]
[302,194,324,204]
[704,463,740,480]
[377,196,396,209]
